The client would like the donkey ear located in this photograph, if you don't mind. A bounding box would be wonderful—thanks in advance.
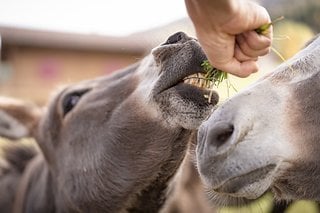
[0,110,29,140]
[0,97,42,140]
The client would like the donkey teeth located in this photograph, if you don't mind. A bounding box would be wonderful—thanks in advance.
[183,73,217,102]
[183,73,208,89]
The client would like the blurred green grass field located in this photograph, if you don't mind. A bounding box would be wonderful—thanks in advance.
[219,193,319,213]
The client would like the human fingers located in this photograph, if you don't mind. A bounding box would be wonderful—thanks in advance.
[243,30,272,50]
[236,33,271,58]
[201,37,260,77]
[234,44,258,62]
[212,58,258,78]
[246,3,272,31]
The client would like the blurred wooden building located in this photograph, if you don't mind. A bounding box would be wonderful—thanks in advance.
[0,20,195,105]
[0,26,156,105]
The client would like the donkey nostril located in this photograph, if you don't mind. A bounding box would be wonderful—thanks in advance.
[216,128,233,145]
[162,32,185,45]
[207,122,234,148]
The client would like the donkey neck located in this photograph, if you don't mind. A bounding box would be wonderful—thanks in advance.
[13,154,55,213]
[125,129,193,212]
[14,129,193,213]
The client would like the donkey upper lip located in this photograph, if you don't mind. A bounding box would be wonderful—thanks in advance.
[153,38,208,95]
[158,58,208,94]
[213,164,276,195]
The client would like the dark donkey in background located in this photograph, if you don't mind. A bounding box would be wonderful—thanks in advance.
[0,32,219,213]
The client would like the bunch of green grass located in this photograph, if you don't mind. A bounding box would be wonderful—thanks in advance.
[255,16,284,35]
[201,60,228,88]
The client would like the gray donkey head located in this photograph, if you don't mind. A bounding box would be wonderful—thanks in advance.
[197,35,320,205]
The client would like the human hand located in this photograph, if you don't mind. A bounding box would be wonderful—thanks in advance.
[185,0,272,77]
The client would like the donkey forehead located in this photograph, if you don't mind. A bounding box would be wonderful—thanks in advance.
[270,35,320,83]
[63,72,125,92]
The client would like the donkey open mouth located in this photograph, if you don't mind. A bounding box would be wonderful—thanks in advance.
[148,31,218,129]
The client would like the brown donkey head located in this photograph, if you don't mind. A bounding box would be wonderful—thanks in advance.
[0,32,218,212]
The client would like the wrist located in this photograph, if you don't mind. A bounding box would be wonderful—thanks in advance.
[211,0,243,14]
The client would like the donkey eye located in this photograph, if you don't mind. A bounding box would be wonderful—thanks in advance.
[62,92,84,116]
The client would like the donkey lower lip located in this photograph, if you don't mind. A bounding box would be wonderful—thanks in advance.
[213,164,276,195]
[173,82,218,105]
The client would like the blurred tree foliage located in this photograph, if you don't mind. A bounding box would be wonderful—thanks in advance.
[272,20,315,59]
[260,0,320,33]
